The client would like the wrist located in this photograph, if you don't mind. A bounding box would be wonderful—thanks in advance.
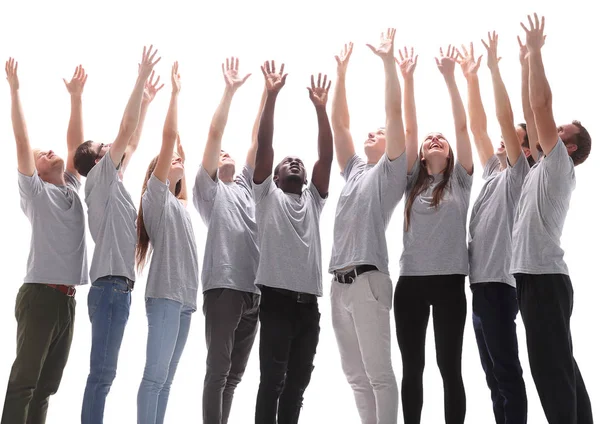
[443,74,457,83]
[70,93,83,99]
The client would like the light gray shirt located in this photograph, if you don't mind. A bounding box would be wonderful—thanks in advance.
[253,179,326,296]
[193,164,259,294]
[400,160,473,276]
[142,175,199,310]
[85,152,137,283]
[329,153,407,274]
[18,170,88,286]
[469,153,530,286]
[511,140,575,275]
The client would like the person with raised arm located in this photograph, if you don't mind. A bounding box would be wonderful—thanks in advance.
[394,46,473,424]
[518,37,539,166]
[328,28,406,424]
[1,61,88,424]
[511,14,593,424]
[192,57,266,424]
[460,33,529,424]
[252,61,333,424]
[78,46,162,424]
[135,62,198,424]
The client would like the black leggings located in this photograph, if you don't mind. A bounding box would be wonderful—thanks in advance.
[394,274,467,424]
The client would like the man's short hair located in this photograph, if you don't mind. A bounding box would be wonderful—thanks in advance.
[569,120,592,166]
[73,140,97,177]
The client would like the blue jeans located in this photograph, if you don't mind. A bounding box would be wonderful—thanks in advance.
[81,276,132,424]
[137,298,193,424]
[472,282,527,424]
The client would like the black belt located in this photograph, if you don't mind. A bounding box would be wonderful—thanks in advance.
[334,265,378,284]
[266,287,318,304]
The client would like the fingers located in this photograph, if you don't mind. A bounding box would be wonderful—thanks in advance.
[517,35,524,47]
[366,44,376,54]
[310,74,315,90]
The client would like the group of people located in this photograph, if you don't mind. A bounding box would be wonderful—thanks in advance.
[1,12,594,424]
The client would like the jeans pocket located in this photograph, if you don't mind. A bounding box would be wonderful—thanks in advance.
[365,274,393,311]
[88,285,105,321]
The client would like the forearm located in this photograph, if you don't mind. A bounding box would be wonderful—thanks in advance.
[528,51,552,111]
[332,75,350,131]
[445,76,473,170]
[520,59,539,151]
[155,92,179,182]
[67,95,84,151]
[120,76,146,135]
[202,89,235,176]
[383,60,405,159]
[491,67,521,163]
[11,91,35,175]
[246,87,268,168]
[403,76,418,146]
[253,93,277,183]
[128,101,149,152]
[465,75,488,138]
[316,105,334,163]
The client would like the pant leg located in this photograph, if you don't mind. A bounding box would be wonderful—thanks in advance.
[331,280,376,424]
[431,276,466,424]
[471,285,504,424]
[155,304,193,424]
[222,293,260,424]
[277,301,320,424]
[202,289,247,424]
[473,283,527,424]
[351,272,398,424]
[1,285,62,424]
[394,276,430,424]
[81,278,131,424]
[27,290,76,424]
[254,288,294,424]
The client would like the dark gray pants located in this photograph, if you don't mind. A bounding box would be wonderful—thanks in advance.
[1,284,75,424]
[202,288,259,424]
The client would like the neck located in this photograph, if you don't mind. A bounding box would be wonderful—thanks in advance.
[169,179,178,195]
[220,174,235,183]
[279,180,303,195]
[497,154,508,170]
[42,170,66,186]
[425,158,447,175]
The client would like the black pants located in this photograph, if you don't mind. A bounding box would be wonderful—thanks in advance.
[1,284,75,424]
[515,274,593,424]
[255,287,320,424]
[394,275,466,424]
[472,282,527,424]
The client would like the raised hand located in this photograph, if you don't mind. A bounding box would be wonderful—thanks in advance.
[520,13,546,52]
[171,61,181,94]
[138,45,161,81]
[335,42,354,76]
[456,42,482,77]
[222,57,251,91]
[517,36,530,65]
[307,73,331,107]
[63,65,88,96]
[5,58,19,92]
[481,31,501,71]
[143,70,164,103]
[367,28,396,61]
[396,46,418,78]
[436,45,459,78]
[261,60,287,94]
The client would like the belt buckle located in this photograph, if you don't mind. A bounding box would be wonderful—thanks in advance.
[67,286,76,297]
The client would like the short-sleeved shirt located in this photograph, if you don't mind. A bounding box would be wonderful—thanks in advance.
[142,175,199,310]
[468,153,530,286]
[193,164,259,294]
[329,153,407,275]
[253,179,326,296]
[511,140,575,275]
[85,152,137,283]
[18,170,88,286]
[400,160,473,276]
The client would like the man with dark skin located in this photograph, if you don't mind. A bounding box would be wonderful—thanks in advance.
[251,60,333,424]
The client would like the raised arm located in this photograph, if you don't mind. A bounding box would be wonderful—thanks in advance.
[483,32,522,165]
[457,43,494,168]
[110,45,160,169]
[253,60,287,184]
[154,62,181,185]
[331,42,356,171]
[246,86,268,168]
[202,57,251,179]
[437,46,473,174]
[63,65,88,178]
[397,47,419,171]
[308,74,334,196]
[5,59,35,176]
[518,36,539,157]
[367,28,405,160]
[521,14,557,155]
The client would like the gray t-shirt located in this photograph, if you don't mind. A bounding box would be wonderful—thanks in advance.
[142,175,199,310]
[85,152,137,283]
[511,140,575,275]
[329,153,407,275]
[193,164,259,294]
[468,153,530,286]
[18,170,88,286]
[253,179,326,296]
[400,160,473,276]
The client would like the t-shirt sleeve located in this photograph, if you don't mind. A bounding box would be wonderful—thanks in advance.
[376,152,407,213]
[252,177,277,204]
[541,138,575,186]
[236,164,255,196]
[142,174,169,236]
[341,155,364,182]
[506,152,530,204]
[18,170,44,199]
[307,182,327,214]
[482,155,501,179]
[85,152,118,195]
[453,161,473,207]
[192,165,219,224]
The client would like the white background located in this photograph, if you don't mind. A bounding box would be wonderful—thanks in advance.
[0,0,598,422]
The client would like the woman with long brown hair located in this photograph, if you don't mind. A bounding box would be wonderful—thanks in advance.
[135,62,199,424]
[393,46,474,424]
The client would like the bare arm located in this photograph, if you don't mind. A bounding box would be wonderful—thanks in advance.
[176,135,188,205]
[246,87,267,168]
[308,74,334,196]
[397,47,419,171]
[154,63,180,185]
[5,59,35,176]
[518,36,539,156]
[331,43,356,171]
[64,65,88,178]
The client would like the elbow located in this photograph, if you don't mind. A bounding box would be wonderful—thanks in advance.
[119,121,137,139]
[208,125,224,141]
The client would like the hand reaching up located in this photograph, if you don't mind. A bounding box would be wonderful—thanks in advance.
[143,70,164,103]
[520,13,547,53]
[138,45,161,81]
[222,57,251,91]
[63,65,88,96]
[481,31,501,71]
[436,45,459,79]
[367,28,396,62]
[456,42,482,78]
[171,61,181,94]
[5,58,19,92]
[396,46,418,78]
[307,73,331,107]
[335,42,354,77]
[261,60,287,94]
